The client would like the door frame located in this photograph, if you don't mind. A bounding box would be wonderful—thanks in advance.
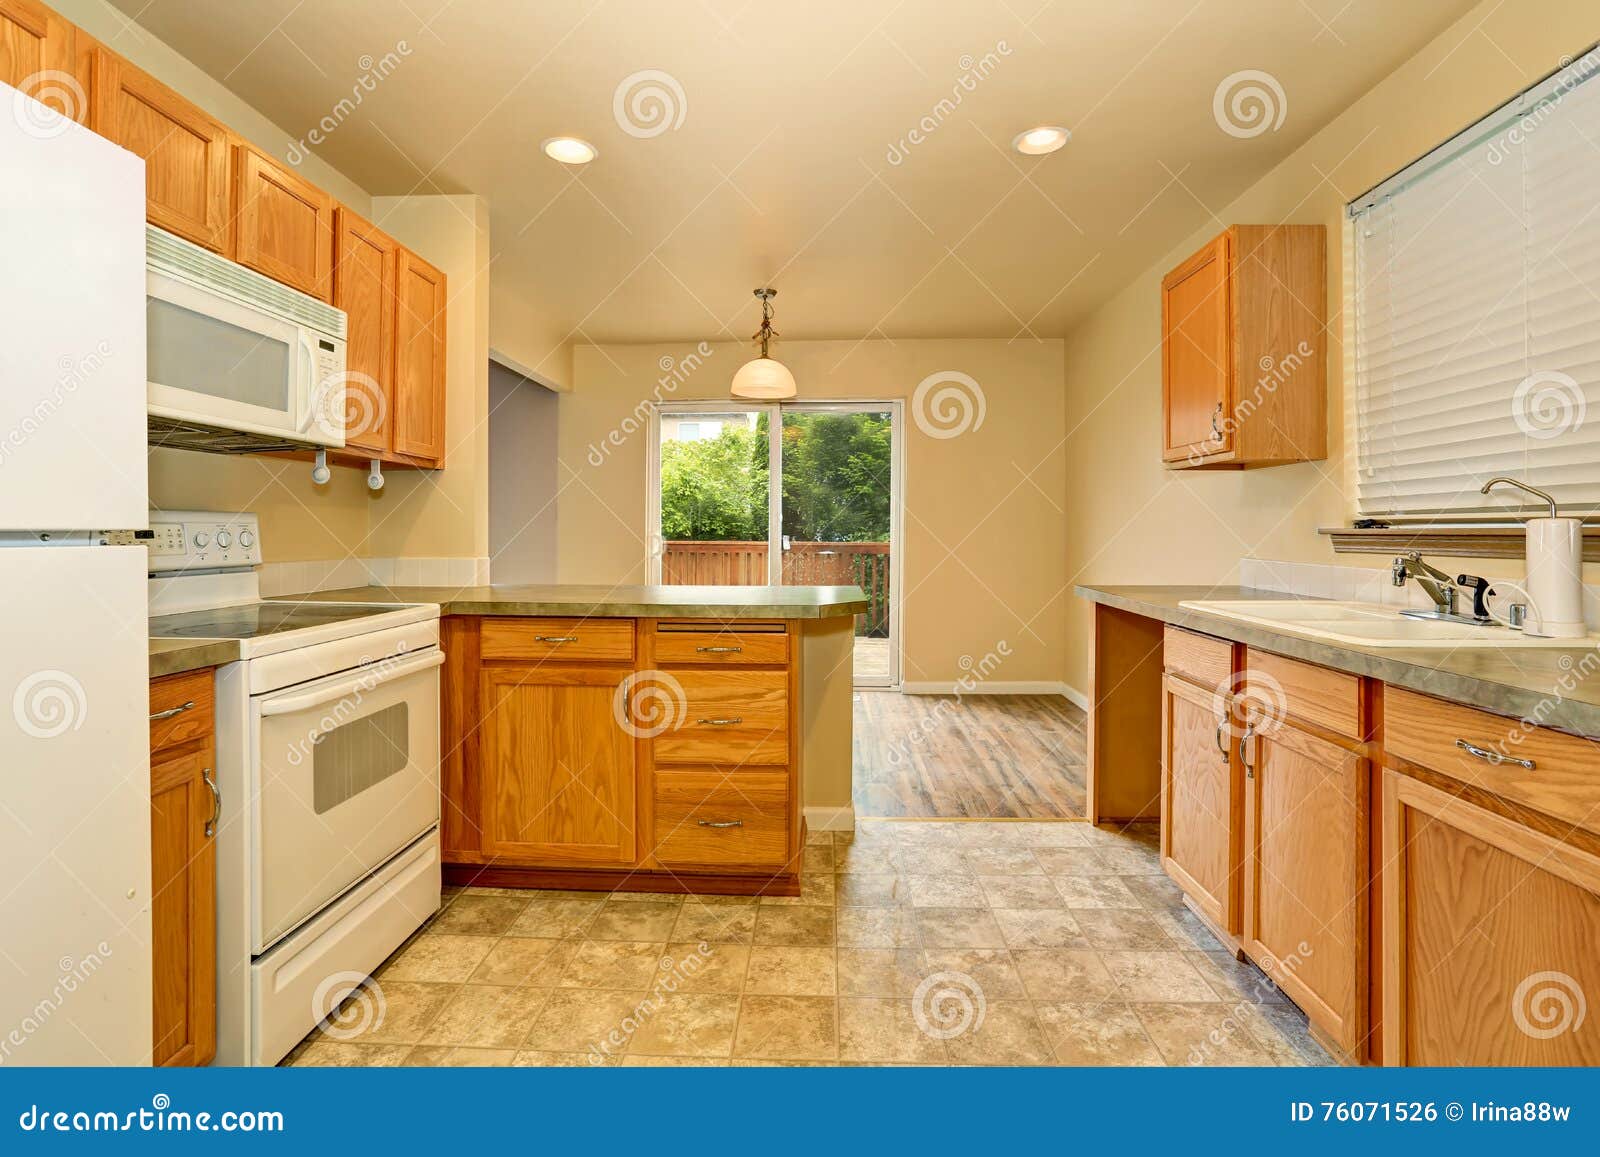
[646,399,903,689]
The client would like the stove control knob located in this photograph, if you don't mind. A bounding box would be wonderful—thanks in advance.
[215,530,232,548]
[193,532,210,548]
[239,530,256,549]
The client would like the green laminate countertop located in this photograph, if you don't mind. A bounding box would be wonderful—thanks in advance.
[1077,585,1600,739]
[149,638,240,678]
[277,583,870,620]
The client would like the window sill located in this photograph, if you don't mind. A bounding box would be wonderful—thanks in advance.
[1319,524,1600,562]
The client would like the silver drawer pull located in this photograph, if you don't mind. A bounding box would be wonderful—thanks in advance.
[695,645,743,654]
[1455,738,1535,770]
[203,768,221,838]
[698,819,744,829]
[697,717,744,726]
[535,635,579,643]
[150,700,195,722]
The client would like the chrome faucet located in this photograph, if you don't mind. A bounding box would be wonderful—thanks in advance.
[1392,552,1499,627]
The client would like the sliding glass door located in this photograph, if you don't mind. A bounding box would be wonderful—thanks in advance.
[651,401,900,687]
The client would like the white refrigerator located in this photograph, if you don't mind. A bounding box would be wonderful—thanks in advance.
[0,84,152,1064]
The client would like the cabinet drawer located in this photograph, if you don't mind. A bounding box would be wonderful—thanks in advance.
[1246,649,1360,738]
[149,669,214,753]
[1386,688,1600,837]
[653,669,789,766]
[653,772,790,869]
[653,624,788,666]
[1164,626,1232,688]
[480,617,634,662]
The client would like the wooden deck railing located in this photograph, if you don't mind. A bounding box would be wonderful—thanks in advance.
[661,540,890,637]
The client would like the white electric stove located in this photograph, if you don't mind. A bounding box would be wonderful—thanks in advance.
[148,510,443,1066]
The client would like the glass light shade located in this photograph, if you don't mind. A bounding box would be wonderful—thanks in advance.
[542,136,597,164]
[730,356,796,399]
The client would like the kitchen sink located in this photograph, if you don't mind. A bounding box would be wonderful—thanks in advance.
[1177,599,1592,648]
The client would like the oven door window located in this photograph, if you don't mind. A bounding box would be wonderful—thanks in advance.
[310,701,410,813]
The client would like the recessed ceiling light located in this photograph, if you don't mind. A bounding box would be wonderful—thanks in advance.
[1012,125,1070,156]
[542,136,597,164]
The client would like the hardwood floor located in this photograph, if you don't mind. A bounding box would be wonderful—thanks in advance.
[853,691,1087,819]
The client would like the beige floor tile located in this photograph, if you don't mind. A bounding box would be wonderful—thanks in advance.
[833,843,903,874]
[1004,822,1091,849]
[837,906,919,947]
[837,948,926,997]
[379,934,497,983]
[404,1045,516,1066]
[900,848,974,876]
[607,891,685,903]
[761,874,836,906]
[324,980,454,1045]
[673,900,759,944]
[1033,848,1114,876]
[420,984,548,1048]
[914,907,1006,948]
[1012,949,1118,1001]
[1072,909,1176,950]
[892,821,964,847]
[1234,1002,1333,1066]
[1102,951,1218,1002]
[1096,847,1165,874]
[835,873,910,906]
[807,828,835,846]
[431,895,530,935]
[292,1041,414,1067]
[745,945,837,995]
[1123,874,1187,909]
[625,993,740,1058]
[979,875,1065,909]
[943,1000,1050,1064]
[963,847,1042,876]
[802,844,836,873]
[523,988,645,1055]
[1134,1002,1278,1066]
[753,905,835,946]
[839,998,947,1063]
[992,908,1090,949]
[664,942,750,993]
[512,1049,616,1067]
[732,995,839,1060]
[1150,907,1225,952]
[906,873,987,907]
[1186,950,1288,1004]
[588,901,683,941]
[621,1054,724,1066]
[468,937,575,986]
[1053,875,1143,909]
[1035,1001,1163,1066]
[507,899,602,939]
[919,948,1025,999]
[560,940,669,989]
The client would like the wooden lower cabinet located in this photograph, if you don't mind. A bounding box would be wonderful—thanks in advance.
[148,669,217,1067]
[1159,671,1241,936]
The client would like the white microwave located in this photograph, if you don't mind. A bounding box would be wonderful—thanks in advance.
[145,226,348,452]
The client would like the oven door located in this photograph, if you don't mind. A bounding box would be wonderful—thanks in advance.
[250,647,443,951]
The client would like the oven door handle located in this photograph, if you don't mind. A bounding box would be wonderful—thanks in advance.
[258,649,444,717]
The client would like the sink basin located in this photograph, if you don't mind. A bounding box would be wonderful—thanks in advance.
[1178,599,1593,648]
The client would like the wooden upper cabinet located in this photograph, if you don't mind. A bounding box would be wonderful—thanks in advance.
[333,207,397,455]
[0,0,78,120]
[393,247,447,463]
[1161,224,1327,469]
[88,47,231,252]
[234,144,334,300]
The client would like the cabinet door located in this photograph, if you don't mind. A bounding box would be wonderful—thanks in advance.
[234,144,334,299]
[393,247,447,463]
[0,0,77,119]
[479,666,635,866]
[1160,673,1241,934]
[333,206,396,454]
[1384,771,1600,1065]
[1243,717,1367,1054]
[1160,232,1231,463]
[150,744,216,1067]
[89,48,231,252]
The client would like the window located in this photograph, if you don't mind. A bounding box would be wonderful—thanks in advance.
[1352,46,1600,518]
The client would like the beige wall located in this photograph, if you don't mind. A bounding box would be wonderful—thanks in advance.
[1062,0,1600,690]
[560,339,1068,687]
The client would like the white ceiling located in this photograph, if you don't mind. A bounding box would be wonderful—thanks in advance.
[110,0,1476,343]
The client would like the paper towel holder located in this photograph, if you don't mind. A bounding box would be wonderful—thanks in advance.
[1480,475,1559,517]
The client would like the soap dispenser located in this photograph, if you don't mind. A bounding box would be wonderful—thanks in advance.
[1479,477,1586,639]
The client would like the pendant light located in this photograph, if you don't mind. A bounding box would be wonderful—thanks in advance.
[730,287,796,399]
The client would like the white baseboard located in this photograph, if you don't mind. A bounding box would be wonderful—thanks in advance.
[900,680,1085,706]
[803,805,856,832]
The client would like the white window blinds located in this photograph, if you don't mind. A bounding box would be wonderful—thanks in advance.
[1352,48,1600,517]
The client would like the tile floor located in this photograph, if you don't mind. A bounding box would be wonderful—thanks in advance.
[284,820,1331,1067]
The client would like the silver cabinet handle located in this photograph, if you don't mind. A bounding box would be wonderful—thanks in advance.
[697,717,743,726]
[697,819,744,829]
[695,645,743,654]
[150,700,195,722]
[1239,725,1256,779]
[1214,717,1230,764]
[1455,738,1535,771]
[1210,402,1223,441]
[203,768,220,838]
[535,635,579,644]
